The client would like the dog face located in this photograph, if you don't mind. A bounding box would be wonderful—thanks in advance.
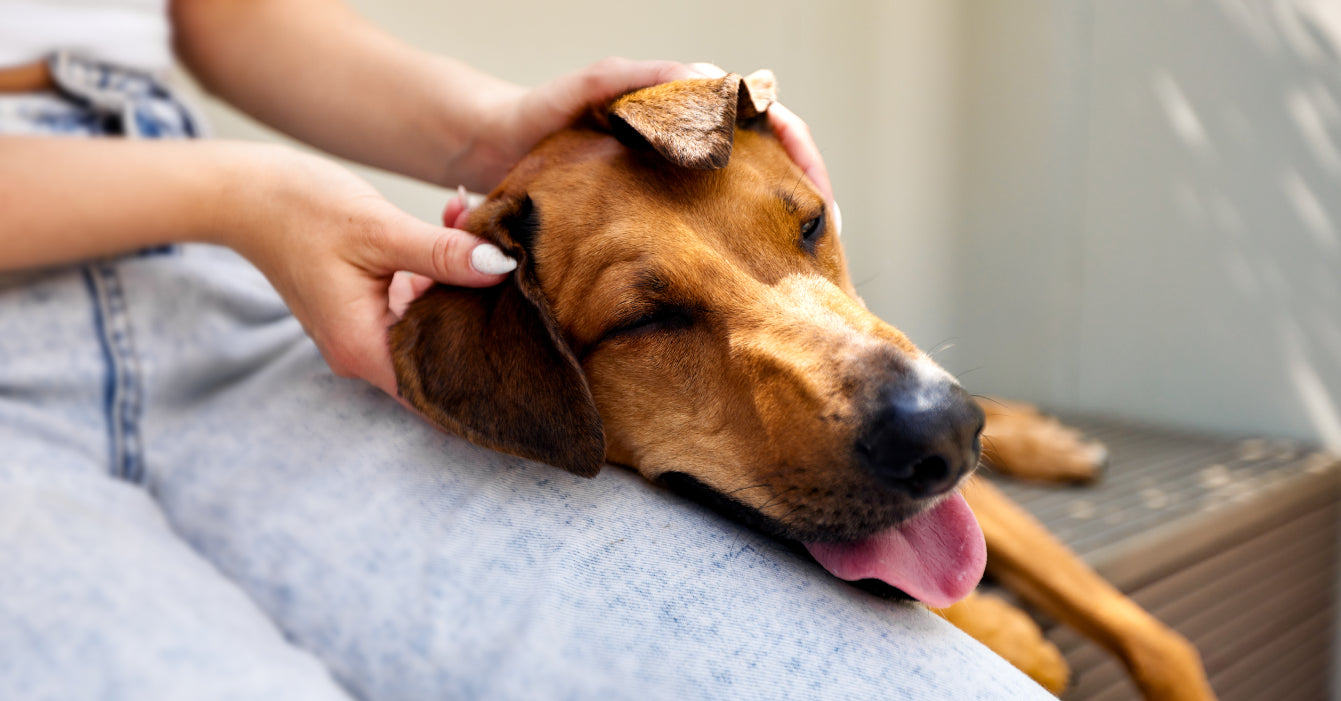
[392,74,987,606]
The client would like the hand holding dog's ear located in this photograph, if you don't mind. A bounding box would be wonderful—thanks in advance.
[221,147,512,399]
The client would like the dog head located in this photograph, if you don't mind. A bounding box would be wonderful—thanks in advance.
[391,72,986,608]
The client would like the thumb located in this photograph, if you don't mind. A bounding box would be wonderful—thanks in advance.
[380,214,517,287]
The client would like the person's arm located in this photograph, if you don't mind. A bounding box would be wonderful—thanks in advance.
[170,0,696,192]
[0,137,504,395]
[0,138,246,268]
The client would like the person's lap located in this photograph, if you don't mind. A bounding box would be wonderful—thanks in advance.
[0,246,1053,700]
[0,261,350,701]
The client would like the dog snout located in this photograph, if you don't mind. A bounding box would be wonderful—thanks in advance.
[855,379,985,499]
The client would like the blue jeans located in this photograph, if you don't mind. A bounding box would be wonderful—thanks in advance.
[0,62,1052,701]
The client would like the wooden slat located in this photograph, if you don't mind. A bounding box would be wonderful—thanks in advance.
[987,415,1341,701]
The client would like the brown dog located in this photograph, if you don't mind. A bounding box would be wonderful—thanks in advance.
[390,72,1214,700]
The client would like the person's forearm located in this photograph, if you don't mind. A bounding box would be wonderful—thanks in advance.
[0,137,268,270]
[172,0,520,190]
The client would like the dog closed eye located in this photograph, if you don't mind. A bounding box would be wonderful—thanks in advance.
[603,303,697,341]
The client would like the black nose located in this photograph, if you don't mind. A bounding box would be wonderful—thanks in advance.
[855,379,985,498]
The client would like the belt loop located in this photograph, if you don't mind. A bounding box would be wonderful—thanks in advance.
[46,51,208,139]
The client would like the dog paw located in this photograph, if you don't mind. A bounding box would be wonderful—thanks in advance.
[976,398,1107,484]
[933,590,1070,694]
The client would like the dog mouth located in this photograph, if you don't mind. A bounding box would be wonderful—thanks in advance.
[802,493,984,608]
[657,472,985,608]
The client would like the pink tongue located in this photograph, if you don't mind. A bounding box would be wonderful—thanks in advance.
[804,493,985,609]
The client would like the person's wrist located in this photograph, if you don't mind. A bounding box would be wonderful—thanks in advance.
[199,140,332,278]
[431,62,527,192]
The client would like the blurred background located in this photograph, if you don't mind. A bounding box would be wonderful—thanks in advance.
[185,0,1341,451]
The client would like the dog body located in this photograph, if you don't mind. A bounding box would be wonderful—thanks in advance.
[392,74,1214,700]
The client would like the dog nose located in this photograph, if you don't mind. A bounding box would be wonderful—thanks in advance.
[855,379,985,499]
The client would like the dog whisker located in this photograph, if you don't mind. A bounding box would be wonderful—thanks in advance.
[853,273,880,289]
[928,339,959,358]
[953,367,985,380]
[972,394,1007,409]
[772,502,808,529]
[758,485,801,513]
[722,481,776,498]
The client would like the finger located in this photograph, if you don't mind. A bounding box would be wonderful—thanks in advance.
[688,62,728,78]
[442,186,469,227]
[407,271,436,297]
[388,271,416,318]
[448,185,474,229]
[557,57,701,112]
[768,102,834,202]
[388,270,436,318]
[450,205,471,230]
[380,216,516,287]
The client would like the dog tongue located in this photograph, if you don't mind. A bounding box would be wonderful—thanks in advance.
[803,493,985,609]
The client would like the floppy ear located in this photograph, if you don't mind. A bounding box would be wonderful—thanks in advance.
[389,195,605,477]
[608,69,778,170]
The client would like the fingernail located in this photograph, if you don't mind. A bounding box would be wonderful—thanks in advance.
[832,200,843,237]
[470,243,518,275]
[689,62,727,78]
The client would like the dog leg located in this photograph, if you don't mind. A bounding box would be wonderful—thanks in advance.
[978,398,1107,484]
[962,477,1216,701]
[932,590,1070,694]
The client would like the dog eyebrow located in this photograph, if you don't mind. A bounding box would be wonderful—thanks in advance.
[600,271,666,325]
[604,269,696,329]
[777,186,825,220]
[630,269,670,295]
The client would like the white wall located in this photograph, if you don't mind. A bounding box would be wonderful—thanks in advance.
[949,1,1093,408]
[951,0,1341,451]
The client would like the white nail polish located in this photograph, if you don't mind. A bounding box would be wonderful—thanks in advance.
[470,243,518,275]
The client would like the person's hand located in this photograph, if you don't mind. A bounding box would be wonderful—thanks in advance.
[456,58,704,190]
[223,144,515,398]
[458,58,834,205]
[388,188,472,318]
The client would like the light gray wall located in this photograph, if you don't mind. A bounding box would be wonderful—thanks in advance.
[952,0,1341,451]
[1078,0,1341,448]
[948,1,1093,409]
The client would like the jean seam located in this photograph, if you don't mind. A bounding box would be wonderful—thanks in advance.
[83,262,146,483]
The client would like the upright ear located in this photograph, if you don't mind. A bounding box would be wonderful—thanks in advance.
[608,69,778,170]
[389,195,605,477]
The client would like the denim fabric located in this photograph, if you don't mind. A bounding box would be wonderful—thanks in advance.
[0,53,202,139]
[0,73,1055,701]
[0,259,352,701]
